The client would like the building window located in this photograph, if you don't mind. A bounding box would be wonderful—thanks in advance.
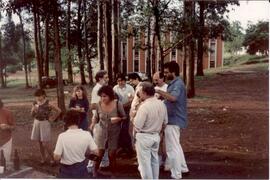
[210,39,216,68]
[134,31,140,72]
[171,48,176,61]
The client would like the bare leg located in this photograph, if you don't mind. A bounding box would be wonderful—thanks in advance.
[39,141,46,163]
[109,149,117,177]
[42,142,55,164]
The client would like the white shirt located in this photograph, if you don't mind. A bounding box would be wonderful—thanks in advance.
[130,82,142,113]
[154,83,168,99]
[134,97,168,133]
[91,83,102,114]
[113,84,135,104]
[54,129,97,165]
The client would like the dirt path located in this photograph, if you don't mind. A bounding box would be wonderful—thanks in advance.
[0,63,268,179]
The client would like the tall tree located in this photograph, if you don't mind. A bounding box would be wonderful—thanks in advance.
[52,0,65,112]
[185,0,195,98]
[17,9,30,88]
[77,0,86,84]
[97,0,104,70]
[66,0,73,83]
[112,0,120,79]
[104,0,112,84]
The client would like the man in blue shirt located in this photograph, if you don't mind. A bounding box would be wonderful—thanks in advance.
[155,61,188,179]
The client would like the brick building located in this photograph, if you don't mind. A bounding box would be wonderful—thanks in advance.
[120,31,224,75]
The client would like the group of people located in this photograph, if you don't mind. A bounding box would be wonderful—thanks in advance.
[0,60,188,179]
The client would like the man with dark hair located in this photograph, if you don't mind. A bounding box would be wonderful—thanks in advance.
[113,74,135,156]
[91,70,109,111]
[54,110,98,178]
[156,61,189,179]
[0,99,15,167]
[133,82,168,179]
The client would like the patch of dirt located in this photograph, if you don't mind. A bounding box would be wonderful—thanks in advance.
[0,63,268,178]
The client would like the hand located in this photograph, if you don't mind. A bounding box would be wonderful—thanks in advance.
[110,117,122,124]
[89,123,96,132]
[0,124,9,130]
[32,105,38,112]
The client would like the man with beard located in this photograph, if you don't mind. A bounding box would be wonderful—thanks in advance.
[155,61,189,179]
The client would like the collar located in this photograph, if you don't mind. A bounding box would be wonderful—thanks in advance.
[168,77,179,86]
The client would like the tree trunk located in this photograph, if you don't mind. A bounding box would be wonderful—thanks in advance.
[66,0,73,83]
[77,0,86,85]
[37,12,44,77]
[153,1,164,72]
[182,45,187,84]
[196,1,205,76]
[83,0,93,84]
[0,31,5,88]
[53,0,65,112]
[18,11,30,88]
[146,1,152,79]
[185,1,195,98]
[33,7,42,88]
[151,33,156,74]
[44,15,49,77]
[112,0,120,80]
[98,0,104,70]
[104,0,112,84]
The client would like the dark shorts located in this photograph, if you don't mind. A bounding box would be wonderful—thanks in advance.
[58,159,88,179]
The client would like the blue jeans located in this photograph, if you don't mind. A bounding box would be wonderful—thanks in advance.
[58,160,88,179]
[135,133,160,179]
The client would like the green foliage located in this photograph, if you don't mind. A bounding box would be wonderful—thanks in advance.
[223,54,267,66]
[224,21,244,55]
[243,21,269,55]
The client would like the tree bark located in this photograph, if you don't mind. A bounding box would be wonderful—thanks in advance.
[98,0,104,70]
[185,1,195,98]
[66,0,73,83]
[104,0,112,84]
[77,0,87,85]
[53,0,65,112]
[33,6,42,88]
[37,12,44,77]
[146,0,152,79]
[182,45,187,84]
[44,15,50,77]
[18,11,30,88]
[196,1,205,76]
[0,31,5,88]
[112,0,120,80]
[83,0,93,84]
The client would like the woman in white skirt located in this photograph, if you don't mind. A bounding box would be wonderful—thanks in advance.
[31,89,61,165]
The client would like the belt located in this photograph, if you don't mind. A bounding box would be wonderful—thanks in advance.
[139,131,159,135]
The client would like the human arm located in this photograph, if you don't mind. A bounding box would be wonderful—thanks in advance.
[53,135,63,162]
[49,103,62,122]
[133,105,147,132]
[89,110,98,131]
[155,89,177,102]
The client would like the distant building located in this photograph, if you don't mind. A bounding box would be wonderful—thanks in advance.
[120,30,224,75]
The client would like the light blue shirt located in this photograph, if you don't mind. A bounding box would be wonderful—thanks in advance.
[164,77,188,128]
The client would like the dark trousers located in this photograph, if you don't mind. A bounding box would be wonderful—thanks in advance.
[118,109,132,150]
[58,160,88,179]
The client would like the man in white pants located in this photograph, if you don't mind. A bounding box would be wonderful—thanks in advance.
[133,82,168,179]
[156,61,189,179]
[0,99,15,167]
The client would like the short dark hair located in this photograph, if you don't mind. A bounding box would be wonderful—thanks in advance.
[116,73,126,81]
[164,61,179,76]
[0,99,3,109]
[95,70,107,82]
[128,73,142,81]
[141,82,155,96]
[34,89,46,97]
[63,110,82,127]
[97,85,115,101]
